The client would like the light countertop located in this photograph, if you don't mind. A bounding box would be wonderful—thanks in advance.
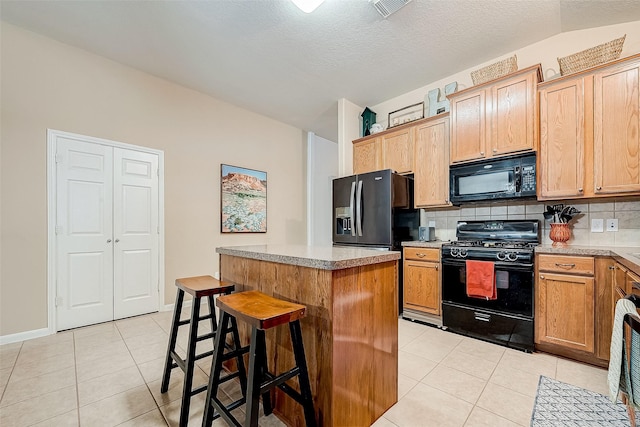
[401,240,448,248]
[216,244,400,271]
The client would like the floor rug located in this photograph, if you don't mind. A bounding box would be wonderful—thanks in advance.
[531,376,637,426]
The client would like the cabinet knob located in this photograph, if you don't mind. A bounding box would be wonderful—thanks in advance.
[115,239,120,243]
[578,188,583,192]
[107,239,112,243]
[540,275,545,279]
[596,186,602,191]
[480,151,485,156]
[492,148,497,153]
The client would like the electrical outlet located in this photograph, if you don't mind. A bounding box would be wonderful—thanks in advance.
[591,218,604,233]
[606,218,618,232]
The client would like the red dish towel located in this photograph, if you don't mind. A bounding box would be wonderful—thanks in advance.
[466,260,497,300]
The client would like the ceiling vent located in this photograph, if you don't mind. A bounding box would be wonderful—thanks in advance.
[372,0,412,18]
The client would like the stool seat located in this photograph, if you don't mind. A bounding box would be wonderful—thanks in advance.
[175,275,235,298]
[217,290,306,330]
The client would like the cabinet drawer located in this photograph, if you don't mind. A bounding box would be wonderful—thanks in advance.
[404,247,440,262]
[538,254,594,275]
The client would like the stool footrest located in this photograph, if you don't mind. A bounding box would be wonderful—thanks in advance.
[196,332,216,342]
[189,383,208,396]
[209,395,245,427]
[260,367,300,395]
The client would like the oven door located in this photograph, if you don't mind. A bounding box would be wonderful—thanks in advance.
[441,258,533,318]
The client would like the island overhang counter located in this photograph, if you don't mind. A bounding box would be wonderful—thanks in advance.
[216,244,400,427]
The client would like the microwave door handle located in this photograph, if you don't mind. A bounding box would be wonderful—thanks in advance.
[356,179,363,237]
[515,170,522,193]
[350,181,356,237]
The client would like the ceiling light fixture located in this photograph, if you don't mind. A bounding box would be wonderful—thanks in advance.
[291,0,325,13]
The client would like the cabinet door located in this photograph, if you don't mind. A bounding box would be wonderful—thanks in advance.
[382,128,413,174]
[593,61,640,194]
[414,117,450,207]
[353,138,381,175]
[450,88,486,163]
[403,260,440,315]
[491,71,537,156]
[536,272,595,353]
[539,78,587,199]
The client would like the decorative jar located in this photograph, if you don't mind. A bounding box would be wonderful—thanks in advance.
[549,223,571,247]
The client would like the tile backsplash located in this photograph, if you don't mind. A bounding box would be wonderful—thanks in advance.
[421,198,640,246]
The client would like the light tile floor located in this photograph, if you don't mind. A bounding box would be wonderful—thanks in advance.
[0,311,610,426]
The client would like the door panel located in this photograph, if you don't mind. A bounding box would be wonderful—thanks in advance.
[357,170,392,246]
[113,149,159,319]
[56,138,113,330]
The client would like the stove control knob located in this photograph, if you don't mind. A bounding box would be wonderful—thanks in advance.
[506,252,518,262]
[450,248,459,257]
[496,251,506,261]
[459,249,468,258]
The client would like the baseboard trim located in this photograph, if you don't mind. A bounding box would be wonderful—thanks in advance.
[0,327,52,345]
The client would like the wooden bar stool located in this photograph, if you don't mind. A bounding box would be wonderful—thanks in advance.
[203,290,316,427]
[160,275,237,427]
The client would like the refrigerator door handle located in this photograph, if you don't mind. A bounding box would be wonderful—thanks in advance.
[349,181,356,237]
[356,179,363,236]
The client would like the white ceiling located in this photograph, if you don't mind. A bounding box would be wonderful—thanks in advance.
[2,0,640,141]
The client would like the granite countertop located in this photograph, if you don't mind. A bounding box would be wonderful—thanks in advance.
[401,240,448,248]
[535,245,640,274]
[216,244,400,271]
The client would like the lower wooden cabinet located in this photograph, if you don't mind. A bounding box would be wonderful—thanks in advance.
[536,271,595,353]
[403,248,441,316]
[535,254,618,367]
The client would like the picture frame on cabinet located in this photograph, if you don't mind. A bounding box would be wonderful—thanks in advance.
[220,164,267,233]
[388,102,424,128]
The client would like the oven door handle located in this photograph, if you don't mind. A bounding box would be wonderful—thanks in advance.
[441,258,534,271]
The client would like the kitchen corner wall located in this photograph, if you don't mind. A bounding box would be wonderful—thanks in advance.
[422,199,640,247]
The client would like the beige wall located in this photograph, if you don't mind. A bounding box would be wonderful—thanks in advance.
[0,23,308,337]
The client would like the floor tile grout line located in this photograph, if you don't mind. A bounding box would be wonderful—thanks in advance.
[115,318,170,426]
[73,330,81,426]
[0,341,23,406]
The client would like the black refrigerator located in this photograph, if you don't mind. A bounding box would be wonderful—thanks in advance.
[332,170,419,311]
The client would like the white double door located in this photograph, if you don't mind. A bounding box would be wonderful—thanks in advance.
[55,136,160,330]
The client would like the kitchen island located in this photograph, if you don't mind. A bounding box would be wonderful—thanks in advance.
[216,245,400,427]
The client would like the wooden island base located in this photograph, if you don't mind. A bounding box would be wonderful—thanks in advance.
[219,251,399,427]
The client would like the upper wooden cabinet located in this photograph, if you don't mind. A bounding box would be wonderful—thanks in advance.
[449,65,542,164]
[381,127,414,174]
[353,137,381,175]
[539,53,640,200]
[593,60,640,195]
[353,124,414,175]
[414,114,451,207]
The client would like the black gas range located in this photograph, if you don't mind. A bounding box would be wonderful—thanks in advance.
[441,220,540,352]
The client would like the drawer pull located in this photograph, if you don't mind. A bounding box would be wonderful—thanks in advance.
[416,253,426,258]
[555,263,576,268]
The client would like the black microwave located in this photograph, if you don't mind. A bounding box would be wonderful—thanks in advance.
[449,154,537,204]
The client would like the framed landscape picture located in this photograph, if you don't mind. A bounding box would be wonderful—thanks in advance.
[221,164,267,233]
